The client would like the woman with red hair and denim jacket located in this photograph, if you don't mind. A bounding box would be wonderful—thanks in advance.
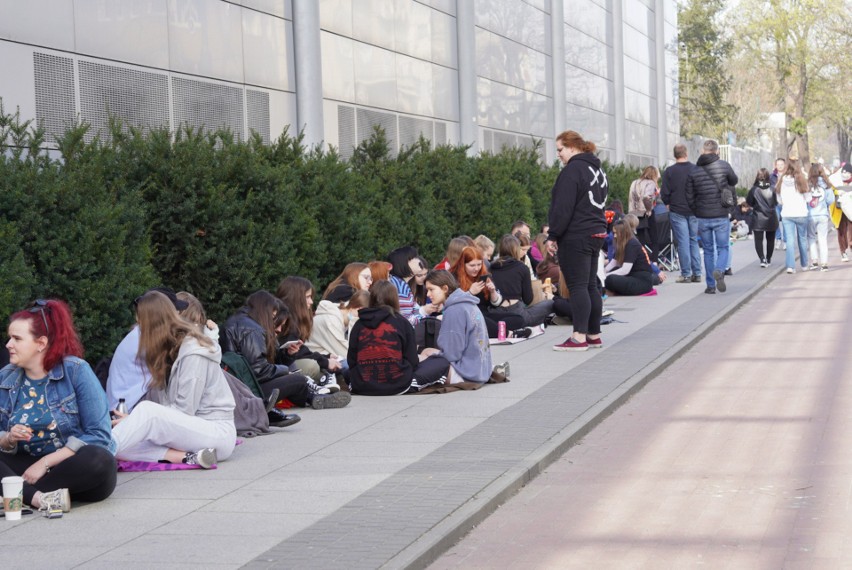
[0,299,117,516]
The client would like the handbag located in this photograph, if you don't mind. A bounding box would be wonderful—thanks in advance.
[703,166,736,207]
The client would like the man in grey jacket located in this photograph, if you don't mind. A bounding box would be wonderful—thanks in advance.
[685,139,738,294]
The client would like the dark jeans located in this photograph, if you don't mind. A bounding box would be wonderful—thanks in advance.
[260,373,311,407]
[0,445,117,505]
[482,306,526,337]
[414,355,451,387]
[752,230,775,263]
[556,236,604,335]
[604,271,654,296]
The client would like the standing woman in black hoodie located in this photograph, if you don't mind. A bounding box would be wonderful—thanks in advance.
[546,130,608,352]
[745,168,778,267]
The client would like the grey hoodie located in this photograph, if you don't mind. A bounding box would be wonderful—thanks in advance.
[160,337,236,423]
[436,289,492,383]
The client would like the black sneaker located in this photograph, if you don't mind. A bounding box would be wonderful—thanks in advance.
[724,268,733,276]
[691,275,702,283]
[511,327,532,339]
[310,390,351,410]
[267,409,301,427]
[704,287,716,294]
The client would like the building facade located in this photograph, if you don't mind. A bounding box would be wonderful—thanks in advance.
[0,0,678,166]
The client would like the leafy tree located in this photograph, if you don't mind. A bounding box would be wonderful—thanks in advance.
[677,0,735,139]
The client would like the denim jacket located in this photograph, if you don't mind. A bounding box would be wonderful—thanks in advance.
[0,356,116,455]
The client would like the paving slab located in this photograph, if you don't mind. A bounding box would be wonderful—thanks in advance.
[0,240,780,569]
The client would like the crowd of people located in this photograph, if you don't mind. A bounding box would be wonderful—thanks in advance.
[3,128,850,518]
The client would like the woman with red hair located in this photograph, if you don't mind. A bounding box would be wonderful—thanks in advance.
[0,299,116,515]
[450,246,525,338]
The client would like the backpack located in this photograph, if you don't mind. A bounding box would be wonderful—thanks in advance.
[220,351,264,399]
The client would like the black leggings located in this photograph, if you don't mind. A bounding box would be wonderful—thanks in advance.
[605,271,654,296]
[753,230,775,262]
[636,213,659,262]
[557,236,604,335]
[482,308,526,337]
[0,445,117,505]
[259,373,311,407]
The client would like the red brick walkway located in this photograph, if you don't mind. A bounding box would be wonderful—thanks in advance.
[432,261,852,569]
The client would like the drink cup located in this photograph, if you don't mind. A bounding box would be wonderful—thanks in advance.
[2,476,24,521]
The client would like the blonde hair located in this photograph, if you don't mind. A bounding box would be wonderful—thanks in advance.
[176,291,206,329]
[473,234,494,256]
[623,213,639,233]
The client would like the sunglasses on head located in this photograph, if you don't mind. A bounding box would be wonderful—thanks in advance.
[27,299,50,336]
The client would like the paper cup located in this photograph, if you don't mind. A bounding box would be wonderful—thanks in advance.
[2,476,24,521]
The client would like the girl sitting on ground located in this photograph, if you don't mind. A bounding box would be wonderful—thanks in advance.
[322,262,372,298]
[347,280,449,395]
[411,256,431,306]
[387,246,441,325]
[488,234,554,329]
[307,289,370,369]
[603,219,655,296]
[474,235,495,265]
[276,276,343,383]
[421,271,493,384]
[435,236,476,271]
[111,291,237,469]
[450,246,525,338]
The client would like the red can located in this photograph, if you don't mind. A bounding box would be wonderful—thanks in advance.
[497,321,507,341]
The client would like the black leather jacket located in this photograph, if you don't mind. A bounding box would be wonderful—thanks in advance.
[220,309,291,384]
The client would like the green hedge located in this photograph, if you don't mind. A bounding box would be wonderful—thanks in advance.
[1,105,641,362]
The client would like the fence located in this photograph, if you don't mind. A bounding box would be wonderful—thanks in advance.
[682,136,773,189]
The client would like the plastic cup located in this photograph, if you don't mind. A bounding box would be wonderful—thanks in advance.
[2,476,24,521]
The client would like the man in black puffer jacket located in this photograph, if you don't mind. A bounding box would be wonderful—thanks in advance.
[685,139,738,294]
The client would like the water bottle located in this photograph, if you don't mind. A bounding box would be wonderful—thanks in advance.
[116,398,128,416]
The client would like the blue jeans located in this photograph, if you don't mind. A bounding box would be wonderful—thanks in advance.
[775,205,783,240]
[669,211,702,277]
[698,217,730,288]
[782,216,809,269]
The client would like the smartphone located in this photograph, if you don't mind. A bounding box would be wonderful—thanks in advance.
[280,340,302,350]
[479,273,492,282]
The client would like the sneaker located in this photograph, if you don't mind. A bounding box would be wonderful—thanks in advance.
[810,263,819,271]
[781,241,787,250]
[786,267,795,274]
[821,265,829,272]
[704,287,716,294]
[586,337,603,349]
[553,337,589,352]
[267,409,301,427]
[724,268,733,276]
[712,269,726,292]
[675,275,692,283]
[306,378,331,396]
[510,327,532,339]
[601,309,615,318]
[310,390,351,409]
[317,372,341,393]
[691,275,702,283]
[183,448,217,469]
[759,259,768,268]
[37,488,70,516]
[842,253,849,262]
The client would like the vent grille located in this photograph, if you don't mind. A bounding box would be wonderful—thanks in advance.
[434,122,447,146]
[173,77,244,139]
[79,60,169,142]
[357,108,398,156]
[246,90,270,144]
[337,105,356,160]
[399,116,433,149]
[493,131,517,151]
[33,53,76,144]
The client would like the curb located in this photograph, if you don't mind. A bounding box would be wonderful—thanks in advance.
[386,263,783,570]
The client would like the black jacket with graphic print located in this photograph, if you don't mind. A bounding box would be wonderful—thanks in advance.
[547,152,608,242]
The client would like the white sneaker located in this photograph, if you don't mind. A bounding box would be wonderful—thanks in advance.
[842,253,849,262]
[183,448,217,469]
[786,267,795,274]
[38,488,71,517]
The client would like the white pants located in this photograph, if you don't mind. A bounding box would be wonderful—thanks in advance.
[808,216,829,265]
[113,400,236,462]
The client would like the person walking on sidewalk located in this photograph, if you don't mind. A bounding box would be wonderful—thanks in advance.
[685,139,738,294]
[746,168,779,267]
[770,157,787,251]
[806,163,835,272]
[546,130,608,352]
[776,158,810,274]
[661,143,701,283]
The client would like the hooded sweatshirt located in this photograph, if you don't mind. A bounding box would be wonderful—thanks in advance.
[306,299,349,357]
[547,152,608,242]
[347,307,419,396]
[159,336,236,423]
[436,289,492,383]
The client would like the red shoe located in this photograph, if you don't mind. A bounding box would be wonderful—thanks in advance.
[553,337,589,352]
[586,337,603,348]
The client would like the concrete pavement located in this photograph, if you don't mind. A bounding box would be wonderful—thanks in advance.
[432,245,852,569]
[0,239,789,569]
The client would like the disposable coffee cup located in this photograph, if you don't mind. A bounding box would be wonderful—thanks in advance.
[2,476,24,521]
